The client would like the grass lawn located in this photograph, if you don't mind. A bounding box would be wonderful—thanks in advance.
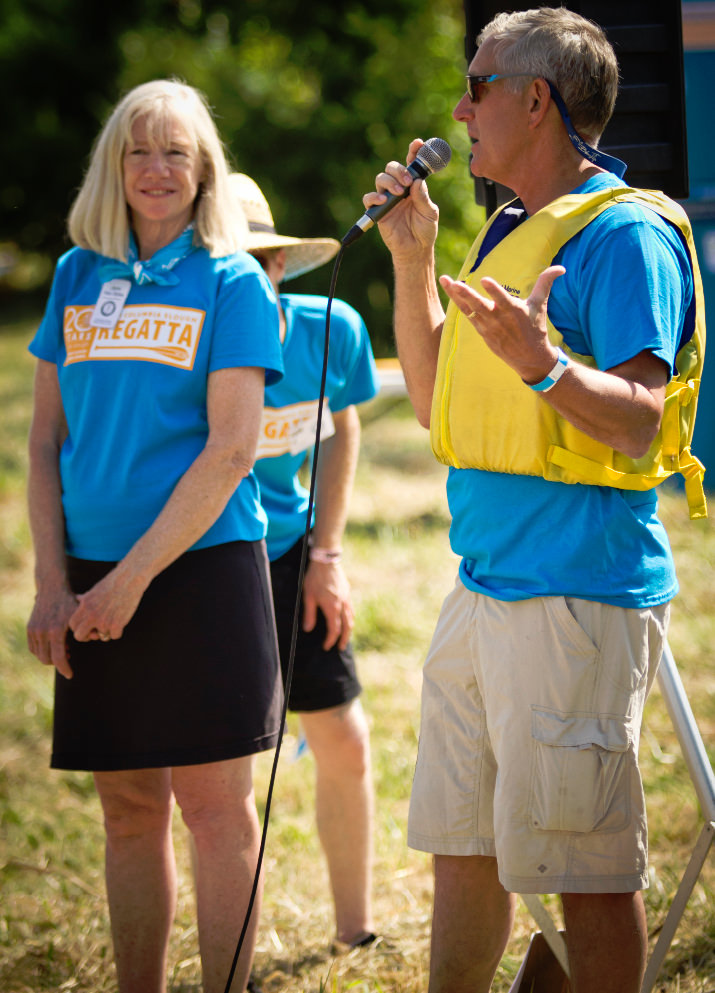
[1,304,713,992]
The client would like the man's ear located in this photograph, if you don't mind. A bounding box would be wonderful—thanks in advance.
[528,77,552,129]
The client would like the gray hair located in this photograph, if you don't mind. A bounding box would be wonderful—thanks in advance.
[68,79,248,260]
[478,7,619,143]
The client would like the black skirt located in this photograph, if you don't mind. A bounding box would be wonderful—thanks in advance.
[52,540,283,771]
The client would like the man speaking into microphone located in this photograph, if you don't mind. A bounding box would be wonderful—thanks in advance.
[362,7,706,993]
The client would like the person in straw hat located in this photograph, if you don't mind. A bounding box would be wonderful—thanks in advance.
[228,173,381,954]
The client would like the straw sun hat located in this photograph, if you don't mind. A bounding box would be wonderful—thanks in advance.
[228,173,340,281]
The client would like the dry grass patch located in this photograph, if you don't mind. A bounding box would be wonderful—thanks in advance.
[1,314,713,992]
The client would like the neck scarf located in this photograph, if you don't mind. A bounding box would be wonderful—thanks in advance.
[97,226,196,286]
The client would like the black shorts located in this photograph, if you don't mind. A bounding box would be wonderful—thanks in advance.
[52,541,283,772]
[269,538,362,713]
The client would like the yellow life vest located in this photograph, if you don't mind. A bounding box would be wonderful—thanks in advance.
[430,187,708,520]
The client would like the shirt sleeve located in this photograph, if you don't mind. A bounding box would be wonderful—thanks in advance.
[28,254,70,364]
[209,255,284,385]
[325,299,380,412]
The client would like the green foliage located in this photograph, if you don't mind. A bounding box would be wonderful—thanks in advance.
[115,0,484,352]
[0,0,166,258]
[0,0,483,353]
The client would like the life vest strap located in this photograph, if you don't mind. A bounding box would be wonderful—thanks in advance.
[547,445,707,520]
[680,450,708,520]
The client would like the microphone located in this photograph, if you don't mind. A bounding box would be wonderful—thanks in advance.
[341,137,452,246]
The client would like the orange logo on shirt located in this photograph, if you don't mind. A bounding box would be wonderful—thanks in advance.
[257,401,335,458]
[63,304,205,370]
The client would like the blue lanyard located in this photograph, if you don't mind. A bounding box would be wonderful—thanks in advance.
[547,82,627,179]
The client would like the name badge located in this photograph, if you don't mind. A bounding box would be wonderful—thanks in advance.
[90,279,132,330]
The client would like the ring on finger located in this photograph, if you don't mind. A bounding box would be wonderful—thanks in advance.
[99,633,111,642]
[468,310,478,320]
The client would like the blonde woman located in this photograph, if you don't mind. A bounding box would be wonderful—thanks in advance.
[26,80,283,993]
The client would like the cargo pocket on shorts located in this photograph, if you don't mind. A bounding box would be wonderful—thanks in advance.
[529,707,632,834]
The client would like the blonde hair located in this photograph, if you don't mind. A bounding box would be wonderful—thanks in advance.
[478,7,619,143]
[68,79,248,260]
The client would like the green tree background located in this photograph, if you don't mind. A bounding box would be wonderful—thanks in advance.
[0,0,485,354]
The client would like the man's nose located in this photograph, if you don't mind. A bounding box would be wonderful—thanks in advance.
[453,92,473,122]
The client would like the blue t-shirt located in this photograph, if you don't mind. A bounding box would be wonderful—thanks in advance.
[449,173,693,606]
[253,294,379,561]
[29,242,283,560]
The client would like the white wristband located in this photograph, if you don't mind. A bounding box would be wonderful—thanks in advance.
[525,348,569,392]
[308,547,342,564]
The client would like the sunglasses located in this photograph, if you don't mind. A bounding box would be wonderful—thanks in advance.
[465,72,537,102]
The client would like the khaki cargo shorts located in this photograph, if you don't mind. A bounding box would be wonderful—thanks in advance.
[407,579,669,894]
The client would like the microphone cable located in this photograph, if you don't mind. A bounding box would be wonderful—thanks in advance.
[222,243,347,993]
[222,137,451,990]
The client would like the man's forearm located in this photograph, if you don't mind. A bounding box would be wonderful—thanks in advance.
[393,250,445,427]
